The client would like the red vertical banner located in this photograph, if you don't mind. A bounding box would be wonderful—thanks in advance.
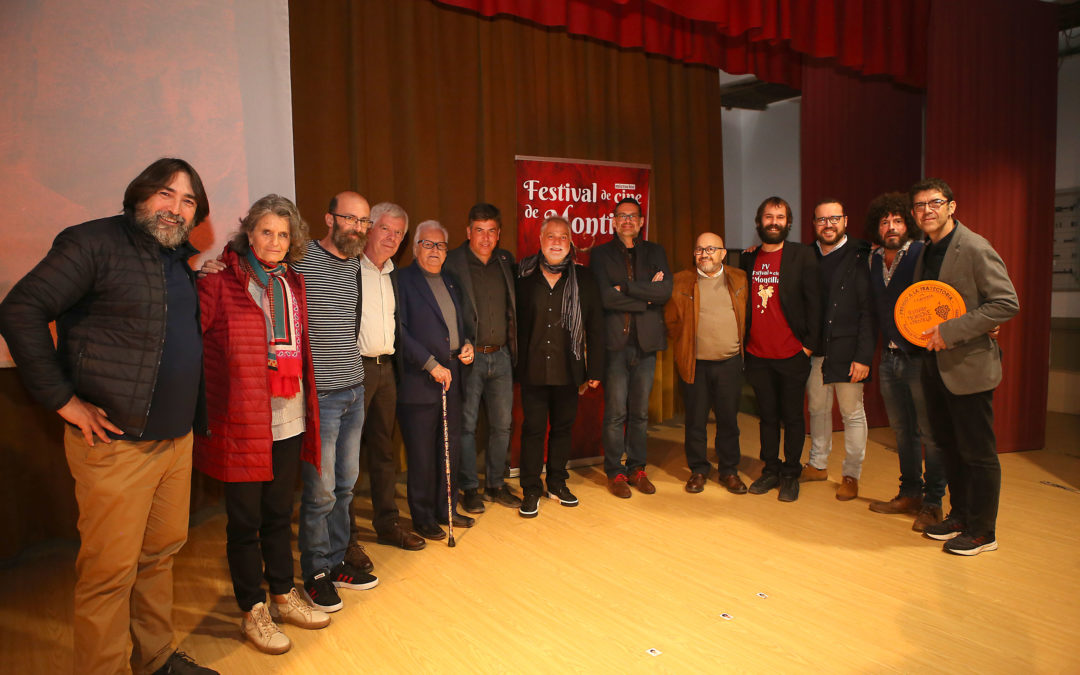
[511,156,652,468]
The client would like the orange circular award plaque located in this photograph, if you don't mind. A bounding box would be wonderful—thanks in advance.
[894,281,966,347]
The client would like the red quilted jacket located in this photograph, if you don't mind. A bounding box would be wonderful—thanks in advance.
[194,247,321,482]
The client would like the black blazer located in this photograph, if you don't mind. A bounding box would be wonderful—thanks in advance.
[589,236,673,353]
[443,243,518,364]
[516,264,605,386]
[393,262,467,405]
[739,241,823,355]
[815,239,875,383]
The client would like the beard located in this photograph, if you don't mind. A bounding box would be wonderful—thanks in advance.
[881,232,909,250]
[756,222,790,245]
[332,223,367,258]
[696,258,722,275]
[135,205,194,249]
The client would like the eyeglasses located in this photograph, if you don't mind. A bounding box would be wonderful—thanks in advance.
[693,246,724,256]
[614,213,640,222]
[912,199,950,213]
[418,239,448,251]
[331,213,374,228]
[812,215,845,226]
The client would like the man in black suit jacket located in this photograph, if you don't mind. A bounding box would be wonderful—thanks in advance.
[443,203,521,512]
[516,216,605,518]
[395,220,475,541]
[739,196,822,502]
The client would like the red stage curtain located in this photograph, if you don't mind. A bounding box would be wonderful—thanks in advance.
[924,0,1057,452]
[436,0,929,87]
[800,60,924,430]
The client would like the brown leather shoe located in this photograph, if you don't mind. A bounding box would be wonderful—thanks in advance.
[836,476,858,501]
[869,494,922,514]
[912,504,944,532]
[377,525,427,551]
[719,473,748,495]
[800,464,828,482]
[344,543,375,573]
[629,469,656,494]
[685,473,707,493]
[608,475,632,499]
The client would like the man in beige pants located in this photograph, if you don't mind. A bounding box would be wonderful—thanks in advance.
[0,159,217,674]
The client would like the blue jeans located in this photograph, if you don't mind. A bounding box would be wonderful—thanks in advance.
[459,346,514,491]
[878,349,945,505]
[602,345,656,478]
[299,384,364,578]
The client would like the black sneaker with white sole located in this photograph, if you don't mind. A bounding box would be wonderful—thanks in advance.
[943,533,998,556]
[302,570,343,612]
[547,485,579,507]
[330,561,379,590]
[923,514,965,541]
[519,492,540,518]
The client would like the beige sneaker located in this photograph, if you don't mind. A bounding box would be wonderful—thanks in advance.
[800,464,828,482]
[242,602,291,654]
[272,588,331,629]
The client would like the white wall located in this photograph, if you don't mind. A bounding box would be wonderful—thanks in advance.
[1053,52,1080,319]
[721,99,802,250]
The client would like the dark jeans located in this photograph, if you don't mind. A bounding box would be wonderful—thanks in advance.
[682,355,743,477]
[745,351,810,478]
[878,348,946,504]
[922,355,1000,537]
[459,346,514,490]
[398,378,462,529]
[519,383,579,496]
[224,434,302,612]
[352,357,402,539]
[602,344,656,478]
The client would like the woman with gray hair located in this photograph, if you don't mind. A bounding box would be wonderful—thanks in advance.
[194,194,329,654]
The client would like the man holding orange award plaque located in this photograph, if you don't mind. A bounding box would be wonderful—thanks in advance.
[905,178,1018,556]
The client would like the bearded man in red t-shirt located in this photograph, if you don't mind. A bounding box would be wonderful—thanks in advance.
[738,196,822,503]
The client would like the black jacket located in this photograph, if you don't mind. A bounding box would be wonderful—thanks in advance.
[443,243,518,364]
[814,238,875,383]
[589,236,673,352]
[740,241,823,355]
[0,214,207,437]
[516,264,605,385]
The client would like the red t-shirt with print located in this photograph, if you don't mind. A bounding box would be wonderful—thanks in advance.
[747,247,803,359]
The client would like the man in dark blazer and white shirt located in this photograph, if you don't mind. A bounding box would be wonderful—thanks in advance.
[911,178,1018,556]
[395,220,475,541]
[739,196,822,503]
[443,203,521,512]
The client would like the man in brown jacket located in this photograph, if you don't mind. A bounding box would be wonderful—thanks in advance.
[664,233,748,494]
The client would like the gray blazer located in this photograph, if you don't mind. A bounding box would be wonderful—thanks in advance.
[914,221,1019,395]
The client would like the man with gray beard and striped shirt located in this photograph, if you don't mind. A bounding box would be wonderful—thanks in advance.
[289,191,380,612]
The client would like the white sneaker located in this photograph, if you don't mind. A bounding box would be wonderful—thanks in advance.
[272,588,331,629]
[241,602,291,655]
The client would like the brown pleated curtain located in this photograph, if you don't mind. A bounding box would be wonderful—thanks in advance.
[289,0,727,425]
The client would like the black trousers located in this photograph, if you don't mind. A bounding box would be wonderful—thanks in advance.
[519,383,579,496]
[744,351,810,478]
[921,355,1000,537]
[224,433,302,612]
[682,354,744,477]
[398,383,462,529]
[352,357,401,538]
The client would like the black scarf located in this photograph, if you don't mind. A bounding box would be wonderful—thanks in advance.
[519,251,585,360]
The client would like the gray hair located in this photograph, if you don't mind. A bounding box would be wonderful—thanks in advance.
[413,219,449,245]
[370,202,409,231]
[231,193,309,261]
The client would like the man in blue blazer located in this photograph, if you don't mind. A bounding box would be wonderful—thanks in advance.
[395,220,475,541]
[911,179,1018,556]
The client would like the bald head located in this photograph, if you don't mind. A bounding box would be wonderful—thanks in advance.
[323,191,371,258]
[694,232,726,275]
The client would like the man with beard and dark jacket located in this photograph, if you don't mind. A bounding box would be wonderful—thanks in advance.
[739,196,822,503]
[590,197,672,498]
[801,198,874,502]
[0,158,217,675]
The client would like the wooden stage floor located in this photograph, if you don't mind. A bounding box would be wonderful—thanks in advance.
[3,412,1079,673]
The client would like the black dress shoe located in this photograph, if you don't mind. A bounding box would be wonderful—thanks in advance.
[413,522,447,540]
[376,526,427,551]
[748,472,780,494]
[438,512,476,528]
[462,488,486,514]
